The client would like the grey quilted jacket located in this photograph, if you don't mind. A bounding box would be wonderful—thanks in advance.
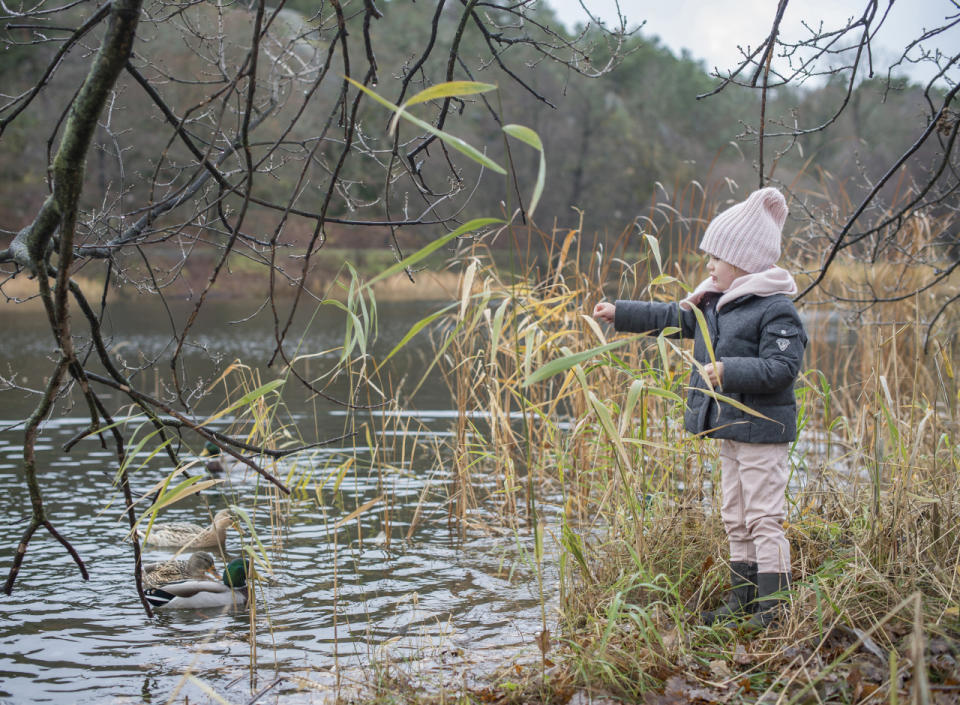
[614,292,807,443]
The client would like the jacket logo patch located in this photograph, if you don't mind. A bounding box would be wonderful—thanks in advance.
[777,338,790,351]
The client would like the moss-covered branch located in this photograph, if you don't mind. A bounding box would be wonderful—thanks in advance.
[2,0,143,596]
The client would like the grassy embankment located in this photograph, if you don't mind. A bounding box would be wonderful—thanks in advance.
[400,199,960,703]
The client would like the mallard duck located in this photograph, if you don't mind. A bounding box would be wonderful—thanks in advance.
[201,441,249,477]
[144,558,249,610]
[142,552,217,590]
[141,509,234,549]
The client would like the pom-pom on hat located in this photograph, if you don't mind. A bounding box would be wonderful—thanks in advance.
[699,187,788,273]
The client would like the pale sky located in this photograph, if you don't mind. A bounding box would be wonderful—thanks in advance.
[545,0,959,83]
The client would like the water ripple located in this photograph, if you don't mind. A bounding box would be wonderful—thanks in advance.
[0,419,554,704]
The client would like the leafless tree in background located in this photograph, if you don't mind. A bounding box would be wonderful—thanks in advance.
[0,0,628,609]
[702,0,959,340]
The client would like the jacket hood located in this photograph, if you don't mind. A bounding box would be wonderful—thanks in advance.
[680,266,798,311]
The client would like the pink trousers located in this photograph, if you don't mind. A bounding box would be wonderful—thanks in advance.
[719,439,791,573]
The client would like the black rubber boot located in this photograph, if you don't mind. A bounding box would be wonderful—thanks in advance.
[744,572,791,630]
[702,562,758,626]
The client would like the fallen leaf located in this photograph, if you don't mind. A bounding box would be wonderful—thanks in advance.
[709,659,732,679]
[851,626,887,662]
[567,690,621,705]
[663,675,726,703]
[930,654,957,673]
[782,645,802,660]
[847,665,863,700]
[536,628,551,655]
[476,687,498,703]
[853,659,886,682]
[661,629,679,652]
[733,644,752,665]
[929,637,953,655]
[861,684,879,698]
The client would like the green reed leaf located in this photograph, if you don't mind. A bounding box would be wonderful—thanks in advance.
[620,378,645,436]
[230,504,271,566]
[489,297,509,363]
[522,336,640,387]
[644,233,662,274]
[377,302,458,372]
[346,76,506,174]
[695,387,776,422]
[201,379,285,427]
[366,217,503,288]
[503,124,545,217]
[403,80,498,107]
[391,81,497,134]
[114,424,167,481]
[561,522,593,582]
[132,475,223,543]
[688,304,716,367]
[644,387,683,403]
[394,81,497,119]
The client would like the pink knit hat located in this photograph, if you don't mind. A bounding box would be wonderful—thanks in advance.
[700,187,788,272]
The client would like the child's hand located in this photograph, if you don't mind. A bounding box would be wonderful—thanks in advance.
[703,361,724,388]
[592,301,615,324]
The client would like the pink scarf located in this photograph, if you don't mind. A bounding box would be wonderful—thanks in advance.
[679,266,798,311]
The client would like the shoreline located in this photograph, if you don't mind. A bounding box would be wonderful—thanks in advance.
[0,268,464,309]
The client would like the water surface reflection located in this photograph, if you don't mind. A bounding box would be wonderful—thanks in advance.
[0,299,555,704]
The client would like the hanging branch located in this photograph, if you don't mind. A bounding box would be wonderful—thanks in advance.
[1,0,632,596]
[757,0,788,189]
[2,357,85,595]
[796,81,960,301]
[696,0,958,326]
[2,0,143,595]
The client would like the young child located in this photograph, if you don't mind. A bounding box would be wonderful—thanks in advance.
[593,187,807,629]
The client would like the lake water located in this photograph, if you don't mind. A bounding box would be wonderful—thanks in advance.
[0,298,556,704]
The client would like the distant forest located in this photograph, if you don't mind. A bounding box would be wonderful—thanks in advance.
[0,0,938,251]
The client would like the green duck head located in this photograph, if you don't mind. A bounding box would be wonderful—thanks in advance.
[202,441,221,457]
[222,557,248,589]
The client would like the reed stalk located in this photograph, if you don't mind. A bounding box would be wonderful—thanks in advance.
[419,181,960,702]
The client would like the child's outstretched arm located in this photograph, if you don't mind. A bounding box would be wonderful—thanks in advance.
[609,299,697,338]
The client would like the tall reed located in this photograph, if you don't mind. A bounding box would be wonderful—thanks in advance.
[423,190,960,702]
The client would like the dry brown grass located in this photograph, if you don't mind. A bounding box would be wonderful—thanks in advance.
[1,272,106,305]
[421,200,960,703]
[368,271,461,301]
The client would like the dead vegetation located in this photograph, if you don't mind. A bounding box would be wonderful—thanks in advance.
[408,193,960,704]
